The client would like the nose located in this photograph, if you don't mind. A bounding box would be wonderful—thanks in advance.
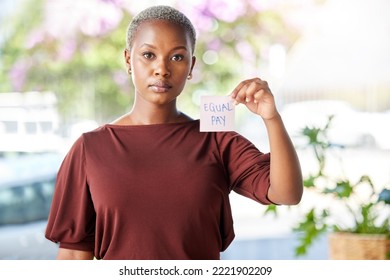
[154,58,171,77]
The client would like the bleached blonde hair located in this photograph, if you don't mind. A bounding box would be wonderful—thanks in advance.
[126,5,196,54]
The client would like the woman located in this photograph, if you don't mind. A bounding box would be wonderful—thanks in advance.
[45,5,302,260]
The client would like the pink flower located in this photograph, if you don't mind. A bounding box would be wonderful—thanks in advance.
[26,29,45,49]
[9,59,30,91]
[43,0,123,39]
[57,40,77,61]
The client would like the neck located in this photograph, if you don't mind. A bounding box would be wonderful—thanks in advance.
[129,100,183,125]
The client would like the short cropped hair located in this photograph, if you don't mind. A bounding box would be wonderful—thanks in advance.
[126,5,196,53]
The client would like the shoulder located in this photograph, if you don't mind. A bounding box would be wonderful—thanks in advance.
[81,124,111,140]
[66,125,110,153]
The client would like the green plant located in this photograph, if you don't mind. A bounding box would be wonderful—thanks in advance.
[268,116,390,256]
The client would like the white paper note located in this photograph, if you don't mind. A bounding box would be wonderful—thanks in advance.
[200,95,235,132]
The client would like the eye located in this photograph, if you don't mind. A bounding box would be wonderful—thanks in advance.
[172,54,184,61]
[142,52,154,59]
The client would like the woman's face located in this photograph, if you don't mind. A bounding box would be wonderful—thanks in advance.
[125,20,196,106]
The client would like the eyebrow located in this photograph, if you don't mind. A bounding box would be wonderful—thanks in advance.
[140,43,188,52]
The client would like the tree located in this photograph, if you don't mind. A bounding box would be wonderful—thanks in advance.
[0,0,303,125]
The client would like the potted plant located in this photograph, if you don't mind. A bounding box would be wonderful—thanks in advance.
[267,116,390,259]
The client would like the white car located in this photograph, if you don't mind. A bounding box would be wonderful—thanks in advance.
[280,100,390,149]
[0,153,62,259]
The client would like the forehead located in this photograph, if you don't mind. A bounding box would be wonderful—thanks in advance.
[133,20,191,47]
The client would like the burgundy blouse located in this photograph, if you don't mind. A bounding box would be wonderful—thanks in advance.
[45,120,271,259]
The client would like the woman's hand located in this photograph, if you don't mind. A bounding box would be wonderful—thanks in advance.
[230,77,277,120]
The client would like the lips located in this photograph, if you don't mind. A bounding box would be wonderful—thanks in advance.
[149,80,172,93]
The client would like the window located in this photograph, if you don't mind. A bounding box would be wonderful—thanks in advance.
[2,121,18,134]
[40,121,53,133]
[25,122,38,134]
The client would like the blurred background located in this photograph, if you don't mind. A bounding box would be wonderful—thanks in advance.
[0,0,389,259]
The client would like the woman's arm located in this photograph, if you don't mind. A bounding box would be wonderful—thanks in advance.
[231,77,303,205]
[262,113,303,204]
[57,248,94,260]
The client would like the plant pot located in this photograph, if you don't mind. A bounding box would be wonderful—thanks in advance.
[328,232,390,260]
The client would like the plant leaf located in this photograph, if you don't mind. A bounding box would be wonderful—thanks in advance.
[324,180,353,198]
[264,204,278,216]
[378,189,390,204]
[303,175,316,188]
[293,209,328,256]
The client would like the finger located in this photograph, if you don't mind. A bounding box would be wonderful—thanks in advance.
[235,83,250,104]
[231,78,265,103]
[253,91,262,103]
[230,80,247,99]
[230,78,258,98]
[244,81,259,103]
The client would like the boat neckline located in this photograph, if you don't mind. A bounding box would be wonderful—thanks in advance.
[104,119,199,128]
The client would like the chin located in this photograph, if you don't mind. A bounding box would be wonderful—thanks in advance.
[150,95,179,106]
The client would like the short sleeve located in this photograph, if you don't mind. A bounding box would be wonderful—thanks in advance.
[45,135,96,252]
[216,132,272,205]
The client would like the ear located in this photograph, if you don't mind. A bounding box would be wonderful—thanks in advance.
[124,48,131,69]
[189,56,196,75]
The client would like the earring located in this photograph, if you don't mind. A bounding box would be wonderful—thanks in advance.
[187,73,192,80]
[127,68,132,75]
